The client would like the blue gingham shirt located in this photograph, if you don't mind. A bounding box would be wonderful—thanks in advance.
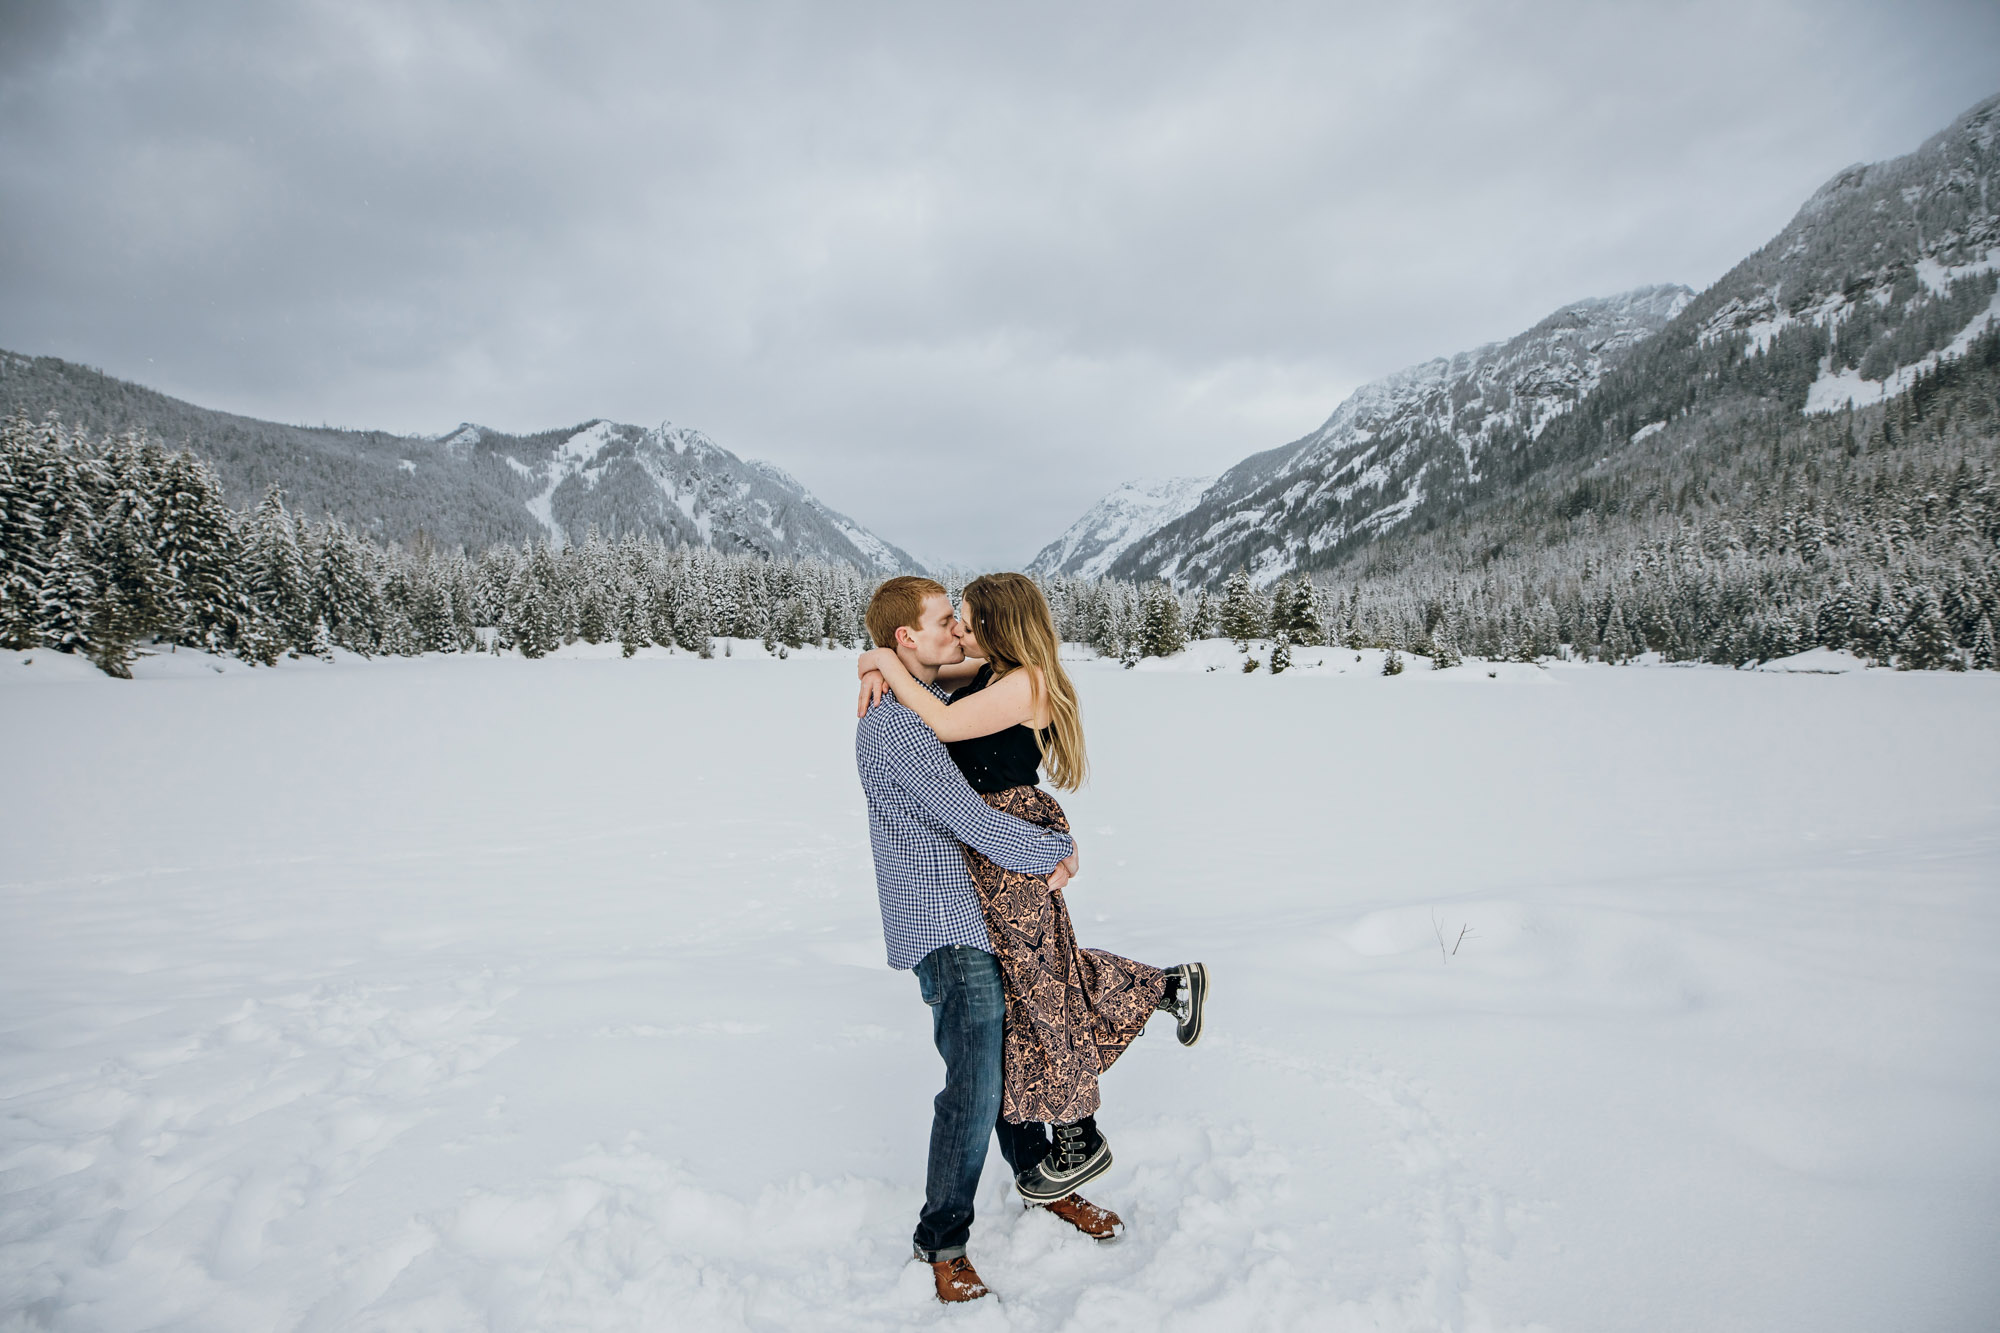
[857,681,1075,969]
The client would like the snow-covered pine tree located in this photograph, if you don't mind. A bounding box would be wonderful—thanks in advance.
[407,558,458,653]
[1971,614,1996,670]
[1186,587,1216,640]
[576,528,613,644]
[1430,622,1462,669]
[616,574,651,657]
[37,520,101,659]
[1814,581,1858,650]
[1219,569,1267,643]
[311,519,381,653]
[1138,582,1187,658]
[90,440,174,675]
[246,486,316,656]
[513,541,566,658]
[0,415,54,649]
[670,552,714,652]
[1269,630,1292,674]
[1896,585,1958,670]
[1272,574,1322,643]
[155,448,254,654]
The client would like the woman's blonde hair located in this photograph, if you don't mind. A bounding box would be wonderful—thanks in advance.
[961,572,1087,791]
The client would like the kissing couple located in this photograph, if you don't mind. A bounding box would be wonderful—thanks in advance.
[853,572,1210,1304]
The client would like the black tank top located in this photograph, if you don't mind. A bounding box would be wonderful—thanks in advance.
[945,664,1045,793]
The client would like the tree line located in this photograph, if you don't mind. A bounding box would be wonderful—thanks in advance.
[4,377,1995,678]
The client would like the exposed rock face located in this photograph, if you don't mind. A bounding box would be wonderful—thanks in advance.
[1026,475,1214,579]
[1109,285,1691,588]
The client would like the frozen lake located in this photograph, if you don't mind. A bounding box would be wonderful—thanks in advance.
[3,648,1997,1331]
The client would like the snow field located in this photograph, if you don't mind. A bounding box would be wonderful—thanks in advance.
[2,650,1997,1331]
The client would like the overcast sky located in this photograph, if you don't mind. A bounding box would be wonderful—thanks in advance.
[3,1,1997,566]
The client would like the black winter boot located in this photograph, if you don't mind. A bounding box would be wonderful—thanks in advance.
[1015,1116,1111,1203]
[1159,963,1208,1046]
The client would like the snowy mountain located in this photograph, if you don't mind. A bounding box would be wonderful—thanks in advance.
[437,417,924,573]
[1108,285,1691,588]
[1690,93,2000,417]
[1104,92,2000,592]
[1025,475,1215,579]
[0,352,923,573]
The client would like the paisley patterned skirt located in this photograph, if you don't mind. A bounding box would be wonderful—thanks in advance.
[962,785,1167,1125]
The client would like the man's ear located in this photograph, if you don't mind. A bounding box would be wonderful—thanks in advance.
[893,625,915,652]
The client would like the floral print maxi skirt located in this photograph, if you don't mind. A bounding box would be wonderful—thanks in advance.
[962,785,1167,1125]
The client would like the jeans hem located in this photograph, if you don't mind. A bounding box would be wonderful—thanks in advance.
[913,1242,968,1263]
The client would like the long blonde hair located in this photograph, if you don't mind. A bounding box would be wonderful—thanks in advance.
[961,573,1087,791]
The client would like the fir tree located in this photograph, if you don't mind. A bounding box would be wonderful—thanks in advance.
[311,520,382,654]
[1138,582,1187,658]
[1272,574,1323,643]
[1971,614,1996,670]
[1896,586,1957,670]
[512,542,566,658]
[1268,630,1292,674]
[37,521,101,659]
[1219,569,1267,642]
[0,416,55,649]
[247,487,316,655]
[1186,588,1216,640]
[617,576,651,657]
[157,450,253,654]
[91,445,171,673]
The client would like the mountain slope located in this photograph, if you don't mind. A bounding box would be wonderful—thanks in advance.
[1102,93,2000,594]
[1026,475,1214,579]
[0,352,922,573]
[1108,286,1691,587]
[1425,89,2000,545]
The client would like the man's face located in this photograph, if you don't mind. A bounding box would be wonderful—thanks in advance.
[899,593,968,668]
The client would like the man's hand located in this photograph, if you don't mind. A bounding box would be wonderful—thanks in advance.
[855,669,889,717]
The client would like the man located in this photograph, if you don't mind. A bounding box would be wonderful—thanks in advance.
[855,575,1122,1304]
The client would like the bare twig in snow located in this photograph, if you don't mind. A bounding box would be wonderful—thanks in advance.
[1432,911,1475,962]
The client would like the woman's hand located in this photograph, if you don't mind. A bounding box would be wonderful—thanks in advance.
[856,647,898,680]
[855,669,891,717]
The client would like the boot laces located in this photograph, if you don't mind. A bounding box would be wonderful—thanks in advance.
[1052,1123,1091,1171]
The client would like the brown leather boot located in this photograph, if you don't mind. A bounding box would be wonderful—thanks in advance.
[1036,1192,1125,1242]
[928,1255,991,1302]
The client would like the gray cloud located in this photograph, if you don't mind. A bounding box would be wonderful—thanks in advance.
[4,0,1997,565]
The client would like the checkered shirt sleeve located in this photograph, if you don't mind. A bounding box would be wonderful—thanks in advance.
[856,689,1076,970]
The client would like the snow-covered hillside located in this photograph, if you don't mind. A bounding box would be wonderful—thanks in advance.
[1699,94,2000,417]
[3,652,1995,1330]
[1025,475,1214,579]
[1109,285,1691,587]
[456,417,924,574]
[0,351,925,573]
[1089,95,2000,594]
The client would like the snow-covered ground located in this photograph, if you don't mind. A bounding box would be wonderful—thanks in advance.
[3,649,1997,1331]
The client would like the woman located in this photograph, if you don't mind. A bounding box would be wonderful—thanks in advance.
[857,571,1209,1202]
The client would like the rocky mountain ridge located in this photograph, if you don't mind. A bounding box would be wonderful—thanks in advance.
[0,351,922,574]
[1025,474,1213,579]
[1106,284,1692,587]
[1086,91,2000,591]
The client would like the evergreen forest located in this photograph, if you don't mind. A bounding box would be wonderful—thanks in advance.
[3,327,1997,677]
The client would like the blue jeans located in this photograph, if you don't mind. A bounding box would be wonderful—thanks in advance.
[911,945,1049,1261]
